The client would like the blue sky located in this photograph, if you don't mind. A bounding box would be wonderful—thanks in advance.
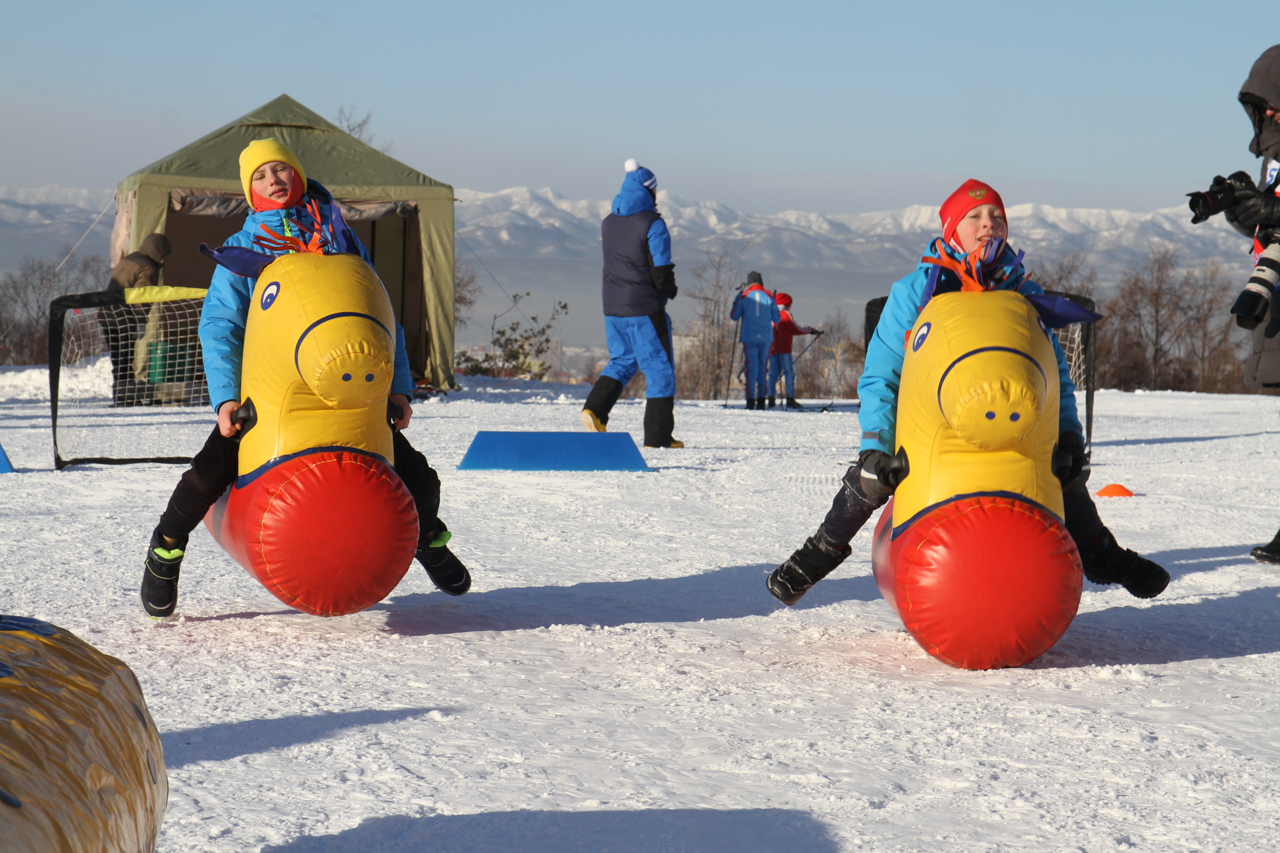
[2,1,1276,213]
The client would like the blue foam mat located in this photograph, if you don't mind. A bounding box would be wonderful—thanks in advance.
[457,431,649,471]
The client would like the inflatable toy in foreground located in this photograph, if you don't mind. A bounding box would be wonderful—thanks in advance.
[870,290,1089,669]
[0,615,167,853]
[200,224,418,617]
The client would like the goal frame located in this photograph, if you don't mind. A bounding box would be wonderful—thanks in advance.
[48,286,210,470]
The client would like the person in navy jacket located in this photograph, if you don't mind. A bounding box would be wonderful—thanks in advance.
[581,160,682,448]
[731,272,780,410]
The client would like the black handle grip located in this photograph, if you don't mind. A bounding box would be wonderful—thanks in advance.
[230,398,257,444]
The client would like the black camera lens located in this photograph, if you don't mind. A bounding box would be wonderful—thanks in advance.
[1187,183,1236,224]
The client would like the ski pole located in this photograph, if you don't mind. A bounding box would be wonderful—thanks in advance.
[723,313,742,408]
[792,329,824,365]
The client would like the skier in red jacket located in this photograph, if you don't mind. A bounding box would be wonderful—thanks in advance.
[767,293,819,409]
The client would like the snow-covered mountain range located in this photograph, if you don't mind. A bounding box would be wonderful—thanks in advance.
[1,185,1255,346]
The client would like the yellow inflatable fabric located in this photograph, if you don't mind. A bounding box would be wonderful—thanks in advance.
[238,252,398,475]
[0,616,167,853]
[893,290,1065,529]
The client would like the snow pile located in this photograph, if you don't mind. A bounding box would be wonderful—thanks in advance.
[0,363,52,401]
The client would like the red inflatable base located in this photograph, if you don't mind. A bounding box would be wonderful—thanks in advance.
[205,451,418,616]
[871,495,1082,670]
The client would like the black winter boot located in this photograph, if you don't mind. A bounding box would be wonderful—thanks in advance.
[754,397,766,410]
[785,396,802,409]
[141,526,186,618]
[767,396,776,409]
[1078,528,1169,599]
[745,397,756,410]
[767,531,852,606]
[582,376,624,432]
[1250,528,1280,563]
[416,529,471,596]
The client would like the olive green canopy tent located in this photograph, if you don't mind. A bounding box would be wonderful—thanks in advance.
[110,94,456,388]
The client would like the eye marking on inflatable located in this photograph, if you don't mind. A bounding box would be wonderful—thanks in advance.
[1010,413,1020,421]
[911,322,931,352]
[365,374,374,382]
[261,282,281,311]
[937,347,1046,414]
[294,312,394,380]
[342,373,352,382]
[985,411,995,420]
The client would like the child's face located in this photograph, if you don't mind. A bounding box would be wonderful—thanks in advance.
[251,161,297,203]
[953,204,1008,253]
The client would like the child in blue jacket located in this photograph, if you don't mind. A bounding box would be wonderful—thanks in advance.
[766,179,1169,606]
[140,139,471,617]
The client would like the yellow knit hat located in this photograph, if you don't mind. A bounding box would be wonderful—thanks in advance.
[238,138,307,205]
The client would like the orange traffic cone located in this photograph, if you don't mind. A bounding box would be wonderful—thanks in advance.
[1094,483,1135,498]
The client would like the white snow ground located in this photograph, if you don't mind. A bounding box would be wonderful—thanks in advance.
[3,367,1280,852]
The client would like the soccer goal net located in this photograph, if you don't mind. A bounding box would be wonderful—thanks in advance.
[49,287,214,469]
[862,290,1097,450]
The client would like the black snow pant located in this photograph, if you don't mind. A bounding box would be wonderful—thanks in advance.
[158,427,443,549]
[815,456,1106,551]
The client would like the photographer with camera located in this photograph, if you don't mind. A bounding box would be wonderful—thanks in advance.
[1193,45,1280,562]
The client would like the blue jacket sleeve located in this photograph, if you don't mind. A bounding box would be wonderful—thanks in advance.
[730,293,743,321]
[198,230,255,412]
[391,324,414,397]
[647,219,672,267]
[856,267,928,455]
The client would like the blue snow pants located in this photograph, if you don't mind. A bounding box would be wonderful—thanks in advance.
[768,353,795,398]
[743,341,769,400]
[600,312,676,397]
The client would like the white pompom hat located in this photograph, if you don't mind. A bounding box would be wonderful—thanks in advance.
[624,158,657,190]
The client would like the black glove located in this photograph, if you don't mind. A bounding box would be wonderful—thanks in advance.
[858,447,909,500]
[1227,182,1280,233]
[1051,431,1089,492]
[1231,285,1272,330]
[652,264,678,300]
[1222,173,1258,237]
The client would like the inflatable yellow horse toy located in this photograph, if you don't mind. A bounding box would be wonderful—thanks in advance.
[200,222,418,616]
[870,289,1086,669]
